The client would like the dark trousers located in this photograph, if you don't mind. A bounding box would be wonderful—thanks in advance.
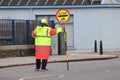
[36,59,47,69]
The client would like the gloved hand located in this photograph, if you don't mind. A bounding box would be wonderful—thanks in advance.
[62,23,66,29]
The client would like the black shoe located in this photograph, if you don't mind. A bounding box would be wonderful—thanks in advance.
[35,69,40,71]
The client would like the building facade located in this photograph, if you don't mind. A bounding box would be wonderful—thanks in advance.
[0,0,120,53]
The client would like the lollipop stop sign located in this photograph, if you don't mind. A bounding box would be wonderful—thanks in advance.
[56,9,71,23]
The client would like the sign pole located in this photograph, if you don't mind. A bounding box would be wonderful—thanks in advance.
[64,26,69,71]
[56,9,71,71]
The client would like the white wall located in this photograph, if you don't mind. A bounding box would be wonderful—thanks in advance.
[0,7,120,53]
[72,8,120,53]
[0,9,30,19]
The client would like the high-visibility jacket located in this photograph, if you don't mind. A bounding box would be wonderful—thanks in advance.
[32,25,63,60]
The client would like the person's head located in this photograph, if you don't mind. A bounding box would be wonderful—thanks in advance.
[41,18,48,25]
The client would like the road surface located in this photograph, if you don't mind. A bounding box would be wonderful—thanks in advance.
[0,58,120,80]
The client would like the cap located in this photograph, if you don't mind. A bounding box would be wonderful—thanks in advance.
[41,18,48,24]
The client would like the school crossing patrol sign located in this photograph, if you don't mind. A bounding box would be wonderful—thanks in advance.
[56,9,70,71]
[56,9,71,23]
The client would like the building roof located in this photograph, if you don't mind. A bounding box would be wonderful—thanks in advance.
[0,0,119,9]
[103,0,120,4]
[0,0,102,6]
[0,0,119,6]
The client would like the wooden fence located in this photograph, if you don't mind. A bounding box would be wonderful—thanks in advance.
[0,19,38,45]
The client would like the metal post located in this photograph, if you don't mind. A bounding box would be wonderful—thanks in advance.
[64,31,69,71]
[26,20,30,44]
[12,20,15,44]
[100,40,103,55]
[94,40,97,52]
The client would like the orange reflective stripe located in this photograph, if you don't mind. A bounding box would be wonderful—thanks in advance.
[35,46,50,50]
[36,50,50,53]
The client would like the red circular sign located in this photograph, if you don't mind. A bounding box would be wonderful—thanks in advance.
[56,9,71,23]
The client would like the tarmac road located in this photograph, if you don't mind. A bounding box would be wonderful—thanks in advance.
[0,58,120,80]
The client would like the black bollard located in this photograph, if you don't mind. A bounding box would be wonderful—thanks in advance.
[100,41,103,55]
[94,40,97,52]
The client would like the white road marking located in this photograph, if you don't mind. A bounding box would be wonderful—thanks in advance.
[57,74,64,79]
[18,74,64,80]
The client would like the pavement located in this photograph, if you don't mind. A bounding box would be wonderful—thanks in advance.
[0,52,119,68]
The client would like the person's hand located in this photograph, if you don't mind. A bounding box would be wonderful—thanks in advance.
[62,23,66,29]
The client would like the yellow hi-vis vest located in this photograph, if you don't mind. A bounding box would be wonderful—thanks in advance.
[34,26,51,46]
[34,25,63,46]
